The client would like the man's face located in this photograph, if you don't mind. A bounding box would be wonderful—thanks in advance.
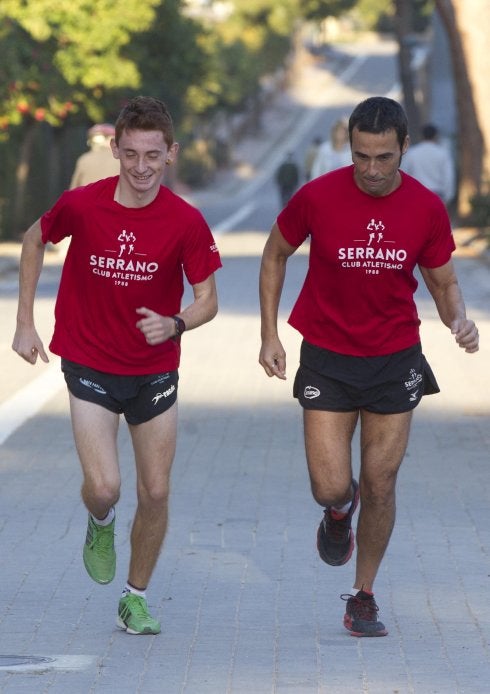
[111,129,177,195]
[351,126,409,197]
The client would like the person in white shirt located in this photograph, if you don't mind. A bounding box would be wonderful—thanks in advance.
[402,123,455,205]
[311,118,351,179]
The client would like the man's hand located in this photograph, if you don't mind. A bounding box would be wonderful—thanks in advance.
[259,337,287,380]
[451,318,479,353]
[12,326,49,364]
[135,307,174,345]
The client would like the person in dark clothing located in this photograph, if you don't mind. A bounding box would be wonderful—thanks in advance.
[275,153,300,207]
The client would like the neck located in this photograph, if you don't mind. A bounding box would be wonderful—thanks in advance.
[114,182,159,208]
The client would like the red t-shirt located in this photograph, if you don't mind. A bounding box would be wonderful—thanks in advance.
[277,166,455,356]
[42,177,221,374]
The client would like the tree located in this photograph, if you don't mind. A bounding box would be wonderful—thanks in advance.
[393,0,421,139]
[434,0,489,216]
[0,0,160,236]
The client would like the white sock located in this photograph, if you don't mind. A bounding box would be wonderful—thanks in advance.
[332,500,352,515]
[91,506,115,527]
[121,583,146,599]
[353,586,372,596]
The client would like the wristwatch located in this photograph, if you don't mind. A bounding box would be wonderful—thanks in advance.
[172,315,186,337]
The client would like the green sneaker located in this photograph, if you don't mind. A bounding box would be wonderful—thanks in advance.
[83,515,116,584]
[117,594,161,635]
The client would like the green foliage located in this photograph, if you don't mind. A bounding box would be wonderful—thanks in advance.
[352,0,393,30]
[125,0,208,124]
[352,0,433,33]
[298,0,357,22]
[0,0,160,129]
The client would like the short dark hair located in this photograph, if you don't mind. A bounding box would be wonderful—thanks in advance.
[115,96,174,147]
[421,123,438,140]
[348,96,408,149]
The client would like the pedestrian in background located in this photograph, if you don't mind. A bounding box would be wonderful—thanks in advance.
[13,96,221,636]
[70,123,120,188]
[311,118,351,179]
[259,96,478,638]
[275,152,300,207]
[304,136,322,181]
[402,123,455,206]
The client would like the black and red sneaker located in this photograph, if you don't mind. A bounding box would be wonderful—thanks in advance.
[317,479,360,566]
[341,590,388,637]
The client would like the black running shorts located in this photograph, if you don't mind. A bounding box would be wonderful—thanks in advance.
[61,359,178,425]
[293,341,439,414]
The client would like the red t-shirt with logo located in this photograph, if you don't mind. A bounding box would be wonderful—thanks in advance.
[277,166,455,356]
[41,177,222,374]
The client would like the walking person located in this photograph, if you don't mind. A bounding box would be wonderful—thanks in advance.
[12,96,222,635]
[70,123,120,188]
[259,96,479,637]
[311,118,351,179]
[401,123,455,206]
[304,136,322,182]
[275,152,300,207]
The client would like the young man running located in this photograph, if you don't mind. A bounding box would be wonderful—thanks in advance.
[13,96,221,635]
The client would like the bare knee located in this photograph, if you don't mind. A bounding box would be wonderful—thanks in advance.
[82,477,120,511]
[360,469,398,509]
[137,479,170,510]
[310,475,354,508]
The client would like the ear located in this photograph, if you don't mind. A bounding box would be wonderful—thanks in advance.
[110,138,120,159]
[166,142,179,165]
[401,135,410,155]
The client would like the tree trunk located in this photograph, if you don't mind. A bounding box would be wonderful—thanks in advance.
[13,120,39,237]
[435,0,485,216]
[393,0,421,140]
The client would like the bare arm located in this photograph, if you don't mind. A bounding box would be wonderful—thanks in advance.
[419,260,479,353]
[135,273,218,345]
[12,220,50,364]
[259,222,297,379]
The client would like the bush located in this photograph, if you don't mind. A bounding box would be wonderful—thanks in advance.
[178,138,216,188]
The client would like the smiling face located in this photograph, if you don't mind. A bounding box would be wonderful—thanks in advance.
[111,129,178,205]
[351,126,409,197]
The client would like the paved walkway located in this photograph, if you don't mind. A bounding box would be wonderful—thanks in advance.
[1,231,490,693]
[1,45,490,694]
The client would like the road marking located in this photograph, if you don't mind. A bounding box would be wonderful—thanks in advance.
[0,654,96,673]
[0,359,64,446]
[212,201,257,235]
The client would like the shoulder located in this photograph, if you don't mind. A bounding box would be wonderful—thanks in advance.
[400,169,436,195]
[399,171,448,210]
[158,186,204,216]
[69,177,118,197]
[307,165,353,190]
[155,187,211,232]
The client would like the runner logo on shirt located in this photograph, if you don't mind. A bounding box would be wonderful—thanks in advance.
[89,228,159,285]
[338,218,407,274]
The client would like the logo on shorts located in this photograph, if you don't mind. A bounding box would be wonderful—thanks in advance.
[152,385,176,405]
[304,385,320,399]
[404,368,422,391]
[405,368,422,403]
[79,378,107,395]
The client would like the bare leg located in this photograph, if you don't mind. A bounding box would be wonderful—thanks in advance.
[127,402,178,589]
[354,409,413,592]
[68,393,121,518]
[304,409,360,507]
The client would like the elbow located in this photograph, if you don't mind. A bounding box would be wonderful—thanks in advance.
[209,297,218,322]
